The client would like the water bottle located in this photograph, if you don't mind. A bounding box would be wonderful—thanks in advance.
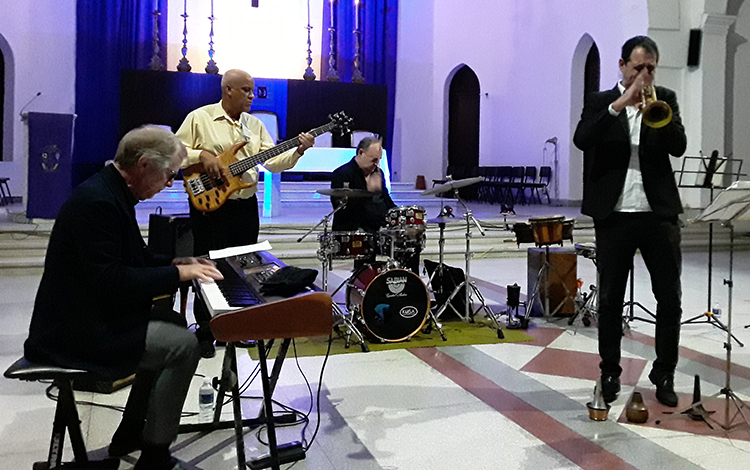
[198,378,214,422]
[711,302,722,320]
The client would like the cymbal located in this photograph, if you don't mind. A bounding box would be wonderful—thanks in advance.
[316,188,379,198]
[420,176,485,196]
[427,216,460,224]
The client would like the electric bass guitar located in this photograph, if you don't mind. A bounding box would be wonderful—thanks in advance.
[183,112,351,212]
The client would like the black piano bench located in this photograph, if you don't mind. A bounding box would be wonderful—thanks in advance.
[3,357,120,469]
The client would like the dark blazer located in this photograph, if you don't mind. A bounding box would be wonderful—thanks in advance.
[24,165,180,379]
[573,84,687,220]
[330,158,396,232]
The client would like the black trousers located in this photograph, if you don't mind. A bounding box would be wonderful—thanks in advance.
[595,212,682,379]
[190,195,259,343]
[189,195,260,257]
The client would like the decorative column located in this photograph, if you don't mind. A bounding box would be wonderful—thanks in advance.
[327,0,340,82]
[176,0,192,72]
[700,14,736,185]
[148,6,165,71]
[303,0,316,80]
[352,0,364,83]
[205,0,218,73]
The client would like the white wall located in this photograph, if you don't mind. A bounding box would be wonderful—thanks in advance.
[0,0,76,203]
[395,0,648,200]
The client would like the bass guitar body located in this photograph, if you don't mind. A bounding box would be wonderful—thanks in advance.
[183,141,254,213]
[182,112,352,213]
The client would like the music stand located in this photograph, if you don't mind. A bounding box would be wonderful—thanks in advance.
[676,153,745,346]
[662,181,750,432]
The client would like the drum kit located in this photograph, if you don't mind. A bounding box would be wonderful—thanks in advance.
[299,175,503,349]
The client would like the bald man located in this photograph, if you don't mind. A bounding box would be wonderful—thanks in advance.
[176,69,314,357]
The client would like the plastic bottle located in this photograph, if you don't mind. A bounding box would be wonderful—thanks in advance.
[711,302,722,320]
[199,378,214,422]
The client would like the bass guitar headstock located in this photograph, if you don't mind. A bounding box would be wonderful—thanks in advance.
[328,111,353,137]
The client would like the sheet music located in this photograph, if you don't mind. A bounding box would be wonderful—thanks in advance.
[209,240,273,260]
[693,181,750,222]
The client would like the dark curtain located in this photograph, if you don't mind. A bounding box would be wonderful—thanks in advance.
[322,1,398,160]
[74,0,167,185]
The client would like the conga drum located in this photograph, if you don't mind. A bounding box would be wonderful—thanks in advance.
[529,215,565,246]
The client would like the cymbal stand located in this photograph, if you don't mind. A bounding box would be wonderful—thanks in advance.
[432,191,504,339]
[298,199,369,352]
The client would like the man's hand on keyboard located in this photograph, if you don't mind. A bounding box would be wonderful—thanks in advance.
[174,258,224,283]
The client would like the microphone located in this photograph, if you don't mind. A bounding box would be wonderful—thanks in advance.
[440,205,454,218]
[19,92,42,118]
[701,150,720,188]
[545,136,558,144]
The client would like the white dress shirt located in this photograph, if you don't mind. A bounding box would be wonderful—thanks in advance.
[607,82,652,212]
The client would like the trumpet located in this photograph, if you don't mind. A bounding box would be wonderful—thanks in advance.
[641,85,672,128]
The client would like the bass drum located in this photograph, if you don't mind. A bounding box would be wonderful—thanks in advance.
[346,262,430,342]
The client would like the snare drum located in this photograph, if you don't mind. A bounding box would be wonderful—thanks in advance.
[378,227,426,256]
[346,262,430,342]
[529,215,566,246]
[318,231,377,260]
[385,205,426,233]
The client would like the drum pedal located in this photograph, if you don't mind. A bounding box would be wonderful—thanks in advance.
[247,441,305,469]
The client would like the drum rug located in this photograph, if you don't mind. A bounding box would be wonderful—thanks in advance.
[246,316,533,359]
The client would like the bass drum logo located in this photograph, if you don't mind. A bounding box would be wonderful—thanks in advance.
[400,306,418,319]
[386,275,407,294]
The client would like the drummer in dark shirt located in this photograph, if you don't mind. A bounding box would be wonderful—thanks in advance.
[330,137,395,232]
[330,137,420,273]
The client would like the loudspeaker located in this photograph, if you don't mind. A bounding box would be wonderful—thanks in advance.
[147,212,194,258]
[687,29,702,67]
[527,247,577,316]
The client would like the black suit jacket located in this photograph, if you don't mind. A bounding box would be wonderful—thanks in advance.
[573,84,687,220]
[24,165,180,379]
[330,158,396,232]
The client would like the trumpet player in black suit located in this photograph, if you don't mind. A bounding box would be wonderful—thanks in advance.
[573,36,687,407]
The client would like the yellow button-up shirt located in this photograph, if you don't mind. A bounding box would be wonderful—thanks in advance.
[176,102,302,200]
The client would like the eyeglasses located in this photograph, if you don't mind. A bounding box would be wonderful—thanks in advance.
[165,169,179,182]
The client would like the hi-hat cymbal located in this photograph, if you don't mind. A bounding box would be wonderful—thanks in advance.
[316,188,379,198]
[420,176,485,196]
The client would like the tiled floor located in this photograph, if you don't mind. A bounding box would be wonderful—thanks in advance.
[2,202,750,469]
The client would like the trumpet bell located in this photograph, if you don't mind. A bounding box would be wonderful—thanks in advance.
[643,100,672,128]
[641,85,672,128]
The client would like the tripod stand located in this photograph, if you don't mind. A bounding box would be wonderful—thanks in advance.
[621,264,657,334]
[297,196,369,352]
[425,186,504,339]
[666,183,750,432]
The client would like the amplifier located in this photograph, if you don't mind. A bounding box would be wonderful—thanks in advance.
[527,247,577,316]
[148,211,193,258]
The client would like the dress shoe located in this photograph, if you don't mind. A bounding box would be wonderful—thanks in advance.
[649,370,678,407]
[601,375,621,403]
[108,434,141,458]
[199,340,216,359]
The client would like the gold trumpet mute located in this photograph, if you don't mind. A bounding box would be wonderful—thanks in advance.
[641,85,672,128]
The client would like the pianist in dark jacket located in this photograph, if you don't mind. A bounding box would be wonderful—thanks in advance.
[23,126,223,470]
